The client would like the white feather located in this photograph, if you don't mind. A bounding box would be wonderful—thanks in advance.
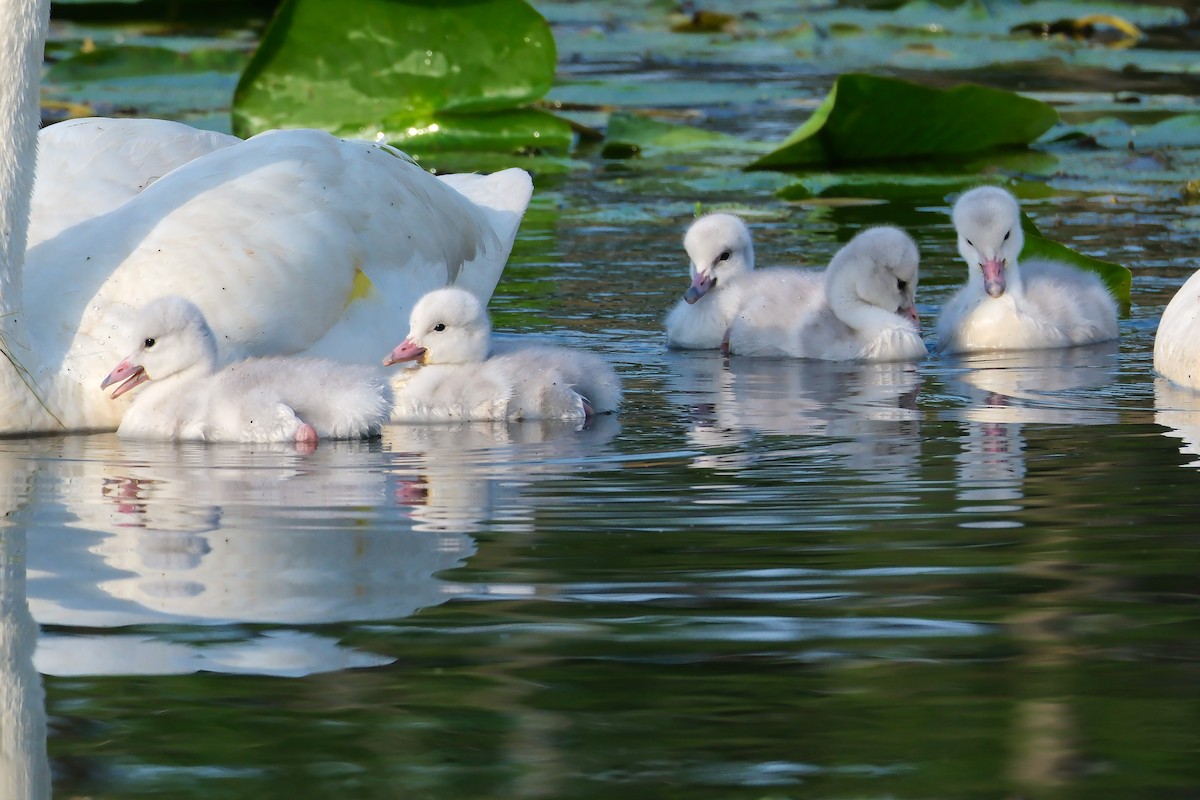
[1154,268,1200,390]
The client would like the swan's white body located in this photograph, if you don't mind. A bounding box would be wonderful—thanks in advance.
[936,186,1118,354]
[103,297,391,443]
[726,226,926,362]
[1153,268,1200,390]
[0,4,533,434]
[385,288,621,421]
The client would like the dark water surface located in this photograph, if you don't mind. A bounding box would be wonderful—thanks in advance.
[4,2,1200,798]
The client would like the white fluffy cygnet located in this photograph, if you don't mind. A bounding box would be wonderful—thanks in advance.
[725,226,927,363]
[936,186,1118,354]
[101,296,391,444]
[384,287,621,421]
[665,212,819,350]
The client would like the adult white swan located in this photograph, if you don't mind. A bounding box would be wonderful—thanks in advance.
[1153,270,1200,390]
[0,0,533,433]
[936,186,1118,354]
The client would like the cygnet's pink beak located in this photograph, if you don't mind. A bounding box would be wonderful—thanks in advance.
[982,257,1006,298]
[900,302,921,333]
[684,270,715,304]
[382,337,426,367]
[100,358,148,399]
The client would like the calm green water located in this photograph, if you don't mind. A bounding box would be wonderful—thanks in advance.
[4,1,1200,798]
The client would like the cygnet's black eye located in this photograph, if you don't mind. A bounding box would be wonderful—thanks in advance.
[1003,230,1011,241]
[717,250,732,262]
[144,337,156,348]
[897,279,908,292]
[433,323,446,332]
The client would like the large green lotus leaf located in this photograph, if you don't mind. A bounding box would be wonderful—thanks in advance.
[369,108,573,153]
[601,112,771,159]
[747,73,1059,170]
[233,0,561,151]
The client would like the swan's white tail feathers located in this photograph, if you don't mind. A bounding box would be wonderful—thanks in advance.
[286,362,392,439]
[437,169,534,302]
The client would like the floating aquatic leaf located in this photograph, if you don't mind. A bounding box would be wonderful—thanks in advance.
[747,73,1059,170]
[48,46,249,81]
[1057,113,1200,151]
[43,44,244,122]
[233,0,572,153]
[602,112,770,159]
[669,10,739,34]
[1010,13,1142,48]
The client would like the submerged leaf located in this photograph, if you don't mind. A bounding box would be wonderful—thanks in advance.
[747,73,1058,170]
[233,0,567,153]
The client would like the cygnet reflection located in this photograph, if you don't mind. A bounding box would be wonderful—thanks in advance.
[384,415,620,534]
[664,351,921,481]
[946,344,1119,529]
[943,343,1120,426]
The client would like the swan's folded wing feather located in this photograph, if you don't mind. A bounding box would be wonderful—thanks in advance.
[30,118,238,247]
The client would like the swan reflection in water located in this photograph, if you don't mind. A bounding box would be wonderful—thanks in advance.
[664,350,922,481]
[9,418,618,678]
[1152,376,1200,469]
[943,344,1120,527]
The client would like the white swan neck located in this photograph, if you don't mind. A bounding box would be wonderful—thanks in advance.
[0,0,52,426]
[0,0,47,310]
[825,257,895,334]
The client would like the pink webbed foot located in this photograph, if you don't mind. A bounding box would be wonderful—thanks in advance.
[294,422,319,454]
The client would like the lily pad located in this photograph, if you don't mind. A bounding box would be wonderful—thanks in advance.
[47,46,249,81]
[747,73,1059,170]
[602,112,771,159]
[43,45,244,123]
[233,0,573,153]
